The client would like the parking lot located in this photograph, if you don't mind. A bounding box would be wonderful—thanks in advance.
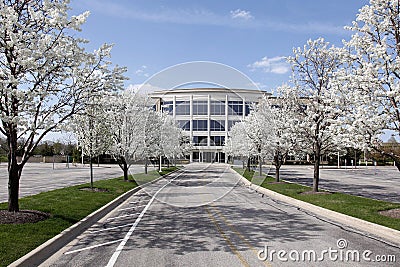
[0,163,156,203]
[270,165,400,203]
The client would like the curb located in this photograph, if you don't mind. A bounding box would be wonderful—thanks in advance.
[9,168,182,267]
[234,170,400,246]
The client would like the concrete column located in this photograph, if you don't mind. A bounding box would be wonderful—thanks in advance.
[207,94,211,146]
[242,98,246,120]
[225,95,229,164]
[173,95,176,119]
[190,95,193,163]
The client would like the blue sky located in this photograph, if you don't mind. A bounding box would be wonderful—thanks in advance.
[70,0,366,91]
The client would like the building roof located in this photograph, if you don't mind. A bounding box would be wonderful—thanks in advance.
[149,87,270,98]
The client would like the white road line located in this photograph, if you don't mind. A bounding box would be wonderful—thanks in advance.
[64,239,124,255]
[105,173,182,267]
[88,223,135,234]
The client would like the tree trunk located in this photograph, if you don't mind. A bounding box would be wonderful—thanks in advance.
[274,151,281,182]
[144,157,148,174]
[258,155,262,176]
[275,164,280,182]
[8,161,21,212]
[313,143,321,192]
[247,157,251,172]
[122,160,128,181]
[90,156,93,189]
[8,125,22,212]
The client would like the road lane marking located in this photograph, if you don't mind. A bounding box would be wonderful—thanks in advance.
[105,172,183,267]
[210,205,272,267]
[88,223,135,234]
[205,206,250,267]
[64,239,124,255]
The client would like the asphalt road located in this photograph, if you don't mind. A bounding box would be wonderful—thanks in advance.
[0,163,156,202]
[42,163,399,267]
[269,165,400,203]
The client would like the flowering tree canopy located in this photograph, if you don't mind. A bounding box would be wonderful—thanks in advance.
[341,0,400,169]
[0,0,126,211]
[283,38,347,192]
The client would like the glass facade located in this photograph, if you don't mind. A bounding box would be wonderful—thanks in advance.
[193,136,208,146]
[177,120,190,131]
[210,100,225,115]
[151,88,266,163]
[245,102,252,116]
[210,136,225,146]
[161,101,173,114]
[192,100,208,115]
[175,101,190,115]
[210,120,225,131]
[228,101,243,115]
[192,120,208,131]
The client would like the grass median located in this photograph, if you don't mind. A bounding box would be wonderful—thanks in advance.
[233,167,400,231]
[0,166,178,267]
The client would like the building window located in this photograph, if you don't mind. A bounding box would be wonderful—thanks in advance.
[228,120,240,131]
[210,120,225,131]
[228,101,243,115]
[193,100,208,115]
[161,101,173,114]
[177,120,190,131]
[210,136,225,146]
[192,120,208,131]
[210,100,225,115]
[193,136,208,146]
[175,101,190,115]
[245,102,253,116]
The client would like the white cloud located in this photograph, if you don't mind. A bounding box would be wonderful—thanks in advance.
[76,1,346,35]
[135,65,149,77]
[230,9,253,20]
[248,56,290,74]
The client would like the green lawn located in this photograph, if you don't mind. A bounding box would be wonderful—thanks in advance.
[0,167,178,267]
[232,167,400,231]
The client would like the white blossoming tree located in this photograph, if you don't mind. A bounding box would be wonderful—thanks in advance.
[341,0,400,170]
[142,109,164,173]
[223,121,254,170]
[243,108,274,177]
[284,38,347,192]
[160,114,188,167]
[258,91,299,182]
[0,0,126,211]
[106,91,149,181]
[72,97,114,189]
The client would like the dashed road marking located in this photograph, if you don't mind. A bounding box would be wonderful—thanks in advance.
[64,239,124,255]
[105,171,183,267]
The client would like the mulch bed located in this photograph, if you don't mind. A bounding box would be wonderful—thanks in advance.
[379,208,400,219]
[0,210,50,224]
[79,187,110,192]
